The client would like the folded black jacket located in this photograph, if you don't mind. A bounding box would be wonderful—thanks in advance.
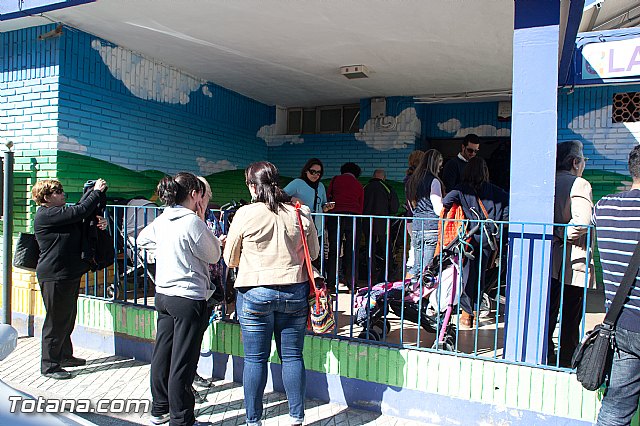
[79,185,114,271]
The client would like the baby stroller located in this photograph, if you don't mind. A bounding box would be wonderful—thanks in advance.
[354,223,480,351]
[107,198,159,300]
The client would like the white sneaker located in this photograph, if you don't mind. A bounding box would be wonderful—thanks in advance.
[149,413,169,425]
[479,293,492,318]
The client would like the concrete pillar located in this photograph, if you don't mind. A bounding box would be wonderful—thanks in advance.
[504,0,560,363]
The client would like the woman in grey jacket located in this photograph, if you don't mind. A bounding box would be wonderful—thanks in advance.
[138,172,221,426]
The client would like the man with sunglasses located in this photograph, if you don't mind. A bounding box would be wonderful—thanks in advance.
[442,133,480,191]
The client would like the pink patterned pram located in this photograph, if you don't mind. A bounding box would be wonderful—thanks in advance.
[354,223,478,350]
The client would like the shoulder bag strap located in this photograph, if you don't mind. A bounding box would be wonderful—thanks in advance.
[604,239,640,327]
[295,202,318,295]
[312,186,319,213]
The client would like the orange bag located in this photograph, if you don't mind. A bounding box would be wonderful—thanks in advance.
[434,203,469,258]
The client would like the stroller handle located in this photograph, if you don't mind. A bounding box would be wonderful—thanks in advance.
[442,222,481,253]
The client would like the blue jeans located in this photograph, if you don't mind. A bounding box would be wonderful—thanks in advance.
[597,327,640,425]
[410,229,438,276]
[237,282,309,426]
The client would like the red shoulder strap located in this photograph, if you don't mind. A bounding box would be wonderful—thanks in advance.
[295,202,316,291]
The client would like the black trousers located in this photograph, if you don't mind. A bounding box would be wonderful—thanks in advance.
[547,279,584,367]
[364,233,391,283]
[39,278,81,374]
[151,293,207,426]
[326,215,360,288]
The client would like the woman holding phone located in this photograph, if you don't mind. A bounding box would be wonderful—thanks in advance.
[284,158,334,257]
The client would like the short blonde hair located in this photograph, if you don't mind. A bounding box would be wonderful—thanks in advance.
[197,176,212,199]
[31,179,63,205]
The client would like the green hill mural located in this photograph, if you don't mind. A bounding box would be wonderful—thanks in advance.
[57,151,160,202]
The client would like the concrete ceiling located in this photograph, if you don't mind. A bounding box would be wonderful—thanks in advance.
[2,0,516,107]
[580,0,640,32]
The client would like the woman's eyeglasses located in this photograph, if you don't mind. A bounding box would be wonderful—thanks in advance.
[307,169,322,176]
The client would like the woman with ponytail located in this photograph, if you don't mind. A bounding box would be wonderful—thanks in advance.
[137,172,222,426]
[224,161,319,426]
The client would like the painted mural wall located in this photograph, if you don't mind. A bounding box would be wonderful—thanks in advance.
[3,24,640,222]
[0,24,61,232]
[54,27,275,204]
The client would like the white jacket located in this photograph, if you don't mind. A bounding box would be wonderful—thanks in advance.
[137,206,221,300]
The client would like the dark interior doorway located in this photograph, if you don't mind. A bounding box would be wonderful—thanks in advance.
[424,137,511,191]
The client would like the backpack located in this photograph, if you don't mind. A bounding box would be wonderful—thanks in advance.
[433,203,473,258]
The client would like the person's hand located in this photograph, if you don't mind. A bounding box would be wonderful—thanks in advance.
[94,178,108,192]
[96,215,108,231]
[196,200,206,221]
[323,201,335,212]
[290,197,302,205]
[219,234,227,247]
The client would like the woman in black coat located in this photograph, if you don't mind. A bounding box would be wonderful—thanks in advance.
[32,178,108,379]
[442,157,509,327]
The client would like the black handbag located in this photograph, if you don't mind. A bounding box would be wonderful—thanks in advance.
[13,232,40,271]
[571,240,640,391]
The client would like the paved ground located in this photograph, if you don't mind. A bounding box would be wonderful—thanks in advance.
[0,337,421,426]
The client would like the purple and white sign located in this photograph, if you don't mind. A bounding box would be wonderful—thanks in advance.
[582,37,640,80]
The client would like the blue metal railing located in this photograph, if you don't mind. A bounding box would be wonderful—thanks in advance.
[83,205,600,371]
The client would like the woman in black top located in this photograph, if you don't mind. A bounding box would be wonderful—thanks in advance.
[443,158,508,327]
[32,178,108,379]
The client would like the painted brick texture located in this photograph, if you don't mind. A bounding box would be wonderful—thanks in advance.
[268,132,417,182]
[54,29,273,204]
[1,25,62,232]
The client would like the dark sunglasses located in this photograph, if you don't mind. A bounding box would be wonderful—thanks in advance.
[52,188,64,194]
[466,147,480,154]
[307,169,322,176]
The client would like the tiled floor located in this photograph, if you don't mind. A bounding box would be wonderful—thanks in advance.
[0,337,422,426]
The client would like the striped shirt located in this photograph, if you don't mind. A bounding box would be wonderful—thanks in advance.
[594,189,640,332]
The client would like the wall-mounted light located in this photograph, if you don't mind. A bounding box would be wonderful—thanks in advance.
[38,25,63,41]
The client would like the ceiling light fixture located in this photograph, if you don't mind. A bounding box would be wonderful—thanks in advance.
[340,65,370,79]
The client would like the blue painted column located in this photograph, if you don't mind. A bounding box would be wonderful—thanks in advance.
[504,0,560,363]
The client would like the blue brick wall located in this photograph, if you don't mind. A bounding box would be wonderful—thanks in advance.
[268,133,416,182]
[267,99,422,182]
[4,25,639,210]
[557,83,640,202]
[0,24,62,231]
[53,27,273,202]
[46,30,275,202]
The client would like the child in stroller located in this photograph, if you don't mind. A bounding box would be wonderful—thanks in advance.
[354,223,480,351]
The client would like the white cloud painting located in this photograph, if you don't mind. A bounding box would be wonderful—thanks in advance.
[91,40,209,105]
[256,124,304,147]
[356,107,421,151]
[437,118,511,137]
[196,157,237,175]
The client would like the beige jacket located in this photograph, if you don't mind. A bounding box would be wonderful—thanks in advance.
[552,171,595,288]
[223,202,319,288]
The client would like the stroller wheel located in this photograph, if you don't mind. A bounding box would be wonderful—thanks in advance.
[106,284,117,299]
[432,338,455,352]
[357,329,381,341]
